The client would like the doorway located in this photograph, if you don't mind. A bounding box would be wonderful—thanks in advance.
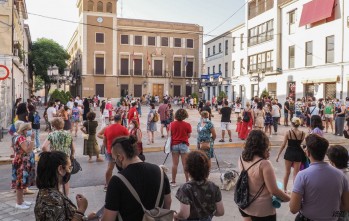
[153,84,164,100]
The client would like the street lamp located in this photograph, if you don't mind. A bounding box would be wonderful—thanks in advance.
[143,81,147,88]
[170,82,174,88]
[249,69,265,97]
[186,79,189,85]
[209,76,213,82]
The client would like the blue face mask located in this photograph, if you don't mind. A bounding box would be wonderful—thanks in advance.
[26,130,32,137]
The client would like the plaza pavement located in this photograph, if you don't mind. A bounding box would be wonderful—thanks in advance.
[0,104,348,221]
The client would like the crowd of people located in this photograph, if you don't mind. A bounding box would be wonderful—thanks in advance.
[7,93,349,221]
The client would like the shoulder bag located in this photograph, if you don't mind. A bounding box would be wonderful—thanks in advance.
[164,123,171,154]
[82,121,89,140]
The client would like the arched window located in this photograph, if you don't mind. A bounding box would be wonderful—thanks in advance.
[106,2,112,13]
[87,0,94,11]
[97,1,103,12]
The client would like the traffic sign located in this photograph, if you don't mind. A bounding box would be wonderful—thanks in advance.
[0,65,10,80]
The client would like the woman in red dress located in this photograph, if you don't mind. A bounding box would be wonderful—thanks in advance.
[238,102,254,140]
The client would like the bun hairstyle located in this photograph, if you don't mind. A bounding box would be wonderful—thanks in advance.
[291,117,301,127]
[112,135,138,159]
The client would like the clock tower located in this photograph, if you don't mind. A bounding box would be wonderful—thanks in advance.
[75,0,118,97]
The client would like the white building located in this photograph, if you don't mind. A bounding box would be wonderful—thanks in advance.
[202,24,245,102]
[203,0,349,105]
[279,0,349,101]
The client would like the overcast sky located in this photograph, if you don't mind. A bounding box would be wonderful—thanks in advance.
[26,0,245,48]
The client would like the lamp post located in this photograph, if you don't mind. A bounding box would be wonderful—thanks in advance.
[249,69,265,97]
[218,75,223,85]
[64,68,70,92]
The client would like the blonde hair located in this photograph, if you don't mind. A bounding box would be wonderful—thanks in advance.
[201,111,209,118]
[51,118,64,130]
[291,117,301,127]
[17,123,32,134]
[245,102,251,107]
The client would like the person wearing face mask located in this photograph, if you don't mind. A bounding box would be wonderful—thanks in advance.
[42,118,75,195]
[129,119,144,161]
[197,111,217,159]
[35,151,96,221]
[102,136,172,221]
[11,122,36,209]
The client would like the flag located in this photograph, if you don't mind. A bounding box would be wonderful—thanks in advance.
[184,55,188,67]
[147,50,151,67]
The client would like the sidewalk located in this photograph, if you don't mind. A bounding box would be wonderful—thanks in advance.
[1,105,347,164]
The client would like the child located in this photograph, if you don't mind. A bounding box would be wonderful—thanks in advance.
[236,116,242,136]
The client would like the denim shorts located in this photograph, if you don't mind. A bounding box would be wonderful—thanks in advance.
[171,143,190,154]
[105,152,113,162]
[184,217,212,221]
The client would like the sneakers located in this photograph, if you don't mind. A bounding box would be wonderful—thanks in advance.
[24,201,32,206]
[170,182,177,187]
[15,203,30,210]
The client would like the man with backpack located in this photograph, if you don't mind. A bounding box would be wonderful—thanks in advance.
[102,136,173,221]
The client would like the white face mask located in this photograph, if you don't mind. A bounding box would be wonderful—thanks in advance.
[129,124,134,129]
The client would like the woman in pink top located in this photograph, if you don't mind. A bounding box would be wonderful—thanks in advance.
[238,130,290,221]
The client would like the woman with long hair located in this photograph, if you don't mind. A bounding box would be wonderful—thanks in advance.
[253,102,265,130]
[276,117,305,192]
[34,151,94,221]
[310,115,324,137]
[323,99,334,133]
[129,119,145,161]
[170,108,192,187]
[238,130,290,221]
[264,103,273,137]
[175,150,224,221]
[82,98,90,121]
[16,103,28,122]
[239,102,254,140]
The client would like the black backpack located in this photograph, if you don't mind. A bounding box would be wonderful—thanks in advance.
[234,157,265,209]
[242,110,250,122]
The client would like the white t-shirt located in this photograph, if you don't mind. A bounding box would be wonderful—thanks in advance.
[67,101,74,109]
[271,105,280,117]
[47,107,57,121]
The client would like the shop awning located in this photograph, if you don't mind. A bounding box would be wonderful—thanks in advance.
[299,0,335,27]
[301,77,337,84]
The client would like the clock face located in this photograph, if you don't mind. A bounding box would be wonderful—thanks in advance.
[97,17,103,23]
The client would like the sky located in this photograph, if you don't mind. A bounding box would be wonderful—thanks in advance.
[26,0,246,48]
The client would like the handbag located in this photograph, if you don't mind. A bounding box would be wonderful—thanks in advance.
[82,121,89,140]
[199,141,211,151]
[70,141,82,174]
[164,123,171,154]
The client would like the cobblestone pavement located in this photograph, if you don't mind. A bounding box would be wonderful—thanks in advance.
[0,104,347,220]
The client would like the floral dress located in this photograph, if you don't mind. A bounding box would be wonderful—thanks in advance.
[47,130,73,156]
[12,135,36,189]
[197,120,214,158]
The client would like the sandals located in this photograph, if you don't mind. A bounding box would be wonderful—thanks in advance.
[218,139,225,142]
[170,182,177,187]
[229,139,232,142]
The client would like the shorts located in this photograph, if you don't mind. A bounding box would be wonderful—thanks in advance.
[239,208,276,221]
[295,111,302,117]
[161,120,167,125]
[284,112,289,118]
[325,114,333,119]
[171,143,190,154]
[221,122,233,130]
[105,152,113,162]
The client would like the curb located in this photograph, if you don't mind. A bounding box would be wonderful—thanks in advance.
[0,140,345,165]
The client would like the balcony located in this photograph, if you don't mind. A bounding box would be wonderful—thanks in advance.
[278,0,293,6]
[248,0,274,20]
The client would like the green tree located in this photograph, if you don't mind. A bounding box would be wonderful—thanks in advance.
[260,89,269,99]
[34,76,45,92]
[218,91,227,102]
[30,38,70,104]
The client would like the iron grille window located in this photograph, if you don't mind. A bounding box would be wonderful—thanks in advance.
[134,36,142,45]
[95,56,104,75]
[161,37,169,46]
[154,60,163,76]
[174,38,182,47]
[120,58,129,75]
[96,33,104,43]
[173,61,181,77]
[186,62,193,77]
[121,35,129,44]
[186,39,193,48]
[148,36,156,46]
[134,59,142,75]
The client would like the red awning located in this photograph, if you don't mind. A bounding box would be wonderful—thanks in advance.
[299,0,335,27]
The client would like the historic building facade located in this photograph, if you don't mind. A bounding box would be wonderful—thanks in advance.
[67,0,203,100]
[0,0,32,128]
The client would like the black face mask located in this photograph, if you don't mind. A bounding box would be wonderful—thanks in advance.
[62,172,71,184]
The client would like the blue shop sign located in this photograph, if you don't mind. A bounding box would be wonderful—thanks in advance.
[201,72,222,80]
